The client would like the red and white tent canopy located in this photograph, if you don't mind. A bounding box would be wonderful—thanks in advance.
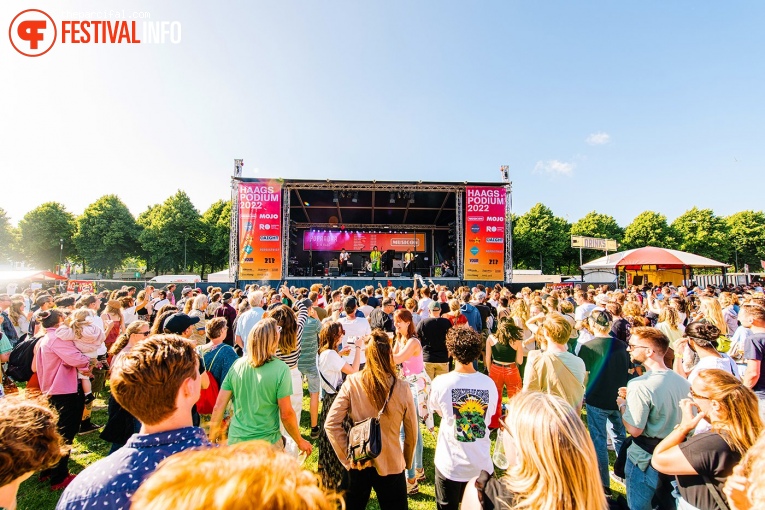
[0,270,68,282]
[581,246,730,271]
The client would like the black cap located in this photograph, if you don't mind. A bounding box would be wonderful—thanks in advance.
[222,292,233,302]
[163,313,200,334]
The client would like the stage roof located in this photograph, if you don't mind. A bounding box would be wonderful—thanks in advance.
[236,178,505,229]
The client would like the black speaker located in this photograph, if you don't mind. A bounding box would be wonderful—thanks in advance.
[328,267,340,277]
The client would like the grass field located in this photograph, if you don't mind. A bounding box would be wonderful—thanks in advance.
[17,387,626,510]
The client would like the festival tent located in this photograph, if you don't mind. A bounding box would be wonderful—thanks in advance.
[206,268,234,283]
[0,270,67,282]
[580,246,730,286]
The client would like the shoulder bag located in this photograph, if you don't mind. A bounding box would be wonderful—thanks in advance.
[347,379,395,463]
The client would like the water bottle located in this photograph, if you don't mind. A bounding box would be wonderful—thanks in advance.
[492,428,510,470]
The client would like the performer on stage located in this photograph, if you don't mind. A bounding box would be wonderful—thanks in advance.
[441,259,454,277]
[403,248,416,277]
[370,245,382,273]
[339,248,350,276]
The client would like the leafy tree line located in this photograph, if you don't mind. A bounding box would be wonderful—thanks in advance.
[0,191,231,278]
[1,197,763,277]
[512,205,765,274]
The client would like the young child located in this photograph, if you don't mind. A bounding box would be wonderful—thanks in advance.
[56,308,106,404]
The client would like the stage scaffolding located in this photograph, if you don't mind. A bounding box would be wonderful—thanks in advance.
[229,176,513,284]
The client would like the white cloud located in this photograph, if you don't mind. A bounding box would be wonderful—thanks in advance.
[586,132,611,145]
[533,159,575,176]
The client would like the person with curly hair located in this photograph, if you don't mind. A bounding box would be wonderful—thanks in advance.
[0,396,66,509]
[428,326,499,510]
[130,441,342,510]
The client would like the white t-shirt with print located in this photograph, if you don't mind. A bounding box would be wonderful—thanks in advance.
[338,316,371,365]
[428,371,498,482]
[318,349,346,393]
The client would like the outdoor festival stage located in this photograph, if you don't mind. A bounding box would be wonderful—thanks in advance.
[230,174,512,288]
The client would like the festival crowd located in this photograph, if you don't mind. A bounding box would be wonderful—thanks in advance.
[2,278,765,510]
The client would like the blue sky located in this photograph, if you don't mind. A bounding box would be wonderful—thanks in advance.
[2,0,763,226]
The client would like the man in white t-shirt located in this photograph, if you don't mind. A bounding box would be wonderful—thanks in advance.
[574,289,597,354]
[429,327,498,510]
[337,296,371,367]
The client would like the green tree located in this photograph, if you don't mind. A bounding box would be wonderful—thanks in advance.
[199,200,231,277]
[17,203,76,271]
[622,211,677,249]
[0,208,20,265]
[513,203,569,273]
[671,207,729,262]
[569,211,624,265]
[726,210,765,272]
[138,191,203,274]
[73,195,141,278]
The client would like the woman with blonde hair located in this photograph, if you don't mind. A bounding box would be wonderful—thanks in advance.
[209,318,312,457]
[461,391,608,510]
[131,441,342,510]
[7,298,30,340]
[444,298,468,327]
[657,305,685,353]
[188,294,209,346]
[652,369,763,510]
[695,296,728,336]
[325,329,417,510]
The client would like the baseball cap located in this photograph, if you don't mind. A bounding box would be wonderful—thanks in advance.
[428,301,441,311]
[589,310,612,328]
[181,287,193,296]
[163,313,200,334]
[222,292,233,302]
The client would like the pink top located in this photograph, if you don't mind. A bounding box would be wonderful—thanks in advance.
[400,338,424,377]
[35,327,91,396]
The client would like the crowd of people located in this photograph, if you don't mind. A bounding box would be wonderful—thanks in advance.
[2,278,765,510]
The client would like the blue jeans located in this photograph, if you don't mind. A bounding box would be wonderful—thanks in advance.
[399,388,423,480]
[586,404,626,488]
[625,458,660,510]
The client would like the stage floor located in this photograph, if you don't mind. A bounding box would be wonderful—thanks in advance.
[232,276,512,291]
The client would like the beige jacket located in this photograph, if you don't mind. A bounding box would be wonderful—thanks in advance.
[325,372,417,475]
[523,350,585,411]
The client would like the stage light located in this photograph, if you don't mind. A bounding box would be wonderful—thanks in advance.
[389,192,395,204]
[409,193,415,204]
[333,191,339,203]
[352,192,358,203]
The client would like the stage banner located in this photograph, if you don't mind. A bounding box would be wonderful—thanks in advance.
[238,180,283,280]
[303,232,426,253]
[67,280,96,294]
[463,186,505,280]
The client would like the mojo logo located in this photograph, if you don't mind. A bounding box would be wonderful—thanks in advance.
[9,9,57,57]
[259,213,278,220]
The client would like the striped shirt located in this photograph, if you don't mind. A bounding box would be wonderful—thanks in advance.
[275,301,308,368]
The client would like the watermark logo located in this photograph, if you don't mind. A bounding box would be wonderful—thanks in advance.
[9,9,57,57]
[9,9,181,57]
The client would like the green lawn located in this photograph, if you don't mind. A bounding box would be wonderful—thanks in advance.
[17,387,626,510]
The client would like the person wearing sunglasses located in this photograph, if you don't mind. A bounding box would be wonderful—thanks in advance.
[461,391,608,510]
[651,369,763,510]
[616,327,691,510]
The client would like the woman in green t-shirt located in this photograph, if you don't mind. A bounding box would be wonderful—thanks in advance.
[209,318,312,456]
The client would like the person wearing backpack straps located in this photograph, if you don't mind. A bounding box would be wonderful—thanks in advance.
[196,318,238,417]
[316,321,362,492]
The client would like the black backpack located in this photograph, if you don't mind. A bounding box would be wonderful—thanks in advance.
[6,334,39,382]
